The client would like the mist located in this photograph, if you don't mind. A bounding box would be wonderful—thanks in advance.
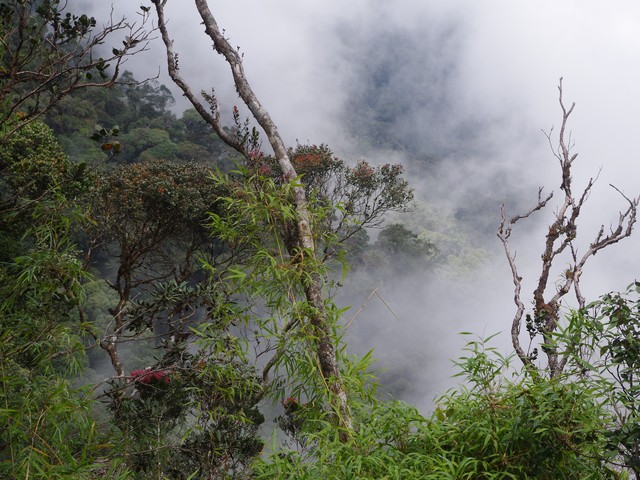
[83,0,640,407]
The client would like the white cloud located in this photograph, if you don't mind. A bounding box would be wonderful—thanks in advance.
[79,0,640,404]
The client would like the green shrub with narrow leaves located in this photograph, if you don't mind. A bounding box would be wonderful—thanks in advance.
[0,121,119,479]
[253,335,618,479]
[562,283,640,478]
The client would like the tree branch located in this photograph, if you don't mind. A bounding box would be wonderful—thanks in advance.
[0,2,155,141]
[499,79,639,377]
[152,0,352,437]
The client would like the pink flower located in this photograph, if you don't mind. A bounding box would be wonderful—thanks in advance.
[259,164,271,176]
[248,149,264,161]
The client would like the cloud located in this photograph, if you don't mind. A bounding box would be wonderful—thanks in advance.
[80,0,640,406]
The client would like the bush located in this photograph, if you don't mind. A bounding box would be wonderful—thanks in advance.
[253,335,616,479]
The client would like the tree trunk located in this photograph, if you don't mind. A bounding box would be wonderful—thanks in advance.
[153,0,352,437]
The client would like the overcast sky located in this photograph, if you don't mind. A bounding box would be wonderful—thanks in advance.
[85,0,640,405]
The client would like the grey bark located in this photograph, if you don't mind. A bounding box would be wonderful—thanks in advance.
[499,79,639,377]
[152,0,352,436]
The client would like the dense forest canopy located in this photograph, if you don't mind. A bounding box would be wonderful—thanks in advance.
[1,1,639,478]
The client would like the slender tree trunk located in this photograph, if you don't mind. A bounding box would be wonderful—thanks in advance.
[153,0,352,436]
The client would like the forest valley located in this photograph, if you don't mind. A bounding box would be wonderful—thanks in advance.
[1,1,640,479]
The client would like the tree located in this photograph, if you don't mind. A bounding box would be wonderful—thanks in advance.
[251,144,415,260]
[151,1,420,440]
[0,4,155,473]
[151,0,361,435]
[104,314,265,479]
[82,161,268,477]
[0,121,115,479]
[120,71,175,123]
[498,79,639,378]
[0,2,272,476]
[45,73,239,168]
[148,0,430,447]
[0,0,154,141]
[0,119,89,226]
[374,223,436,273]
[85,161,230,376]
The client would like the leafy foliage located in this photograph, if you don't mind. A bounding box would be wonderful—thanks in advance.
[204,168,338,398]
[247,143,415,268]
[255,336,616,479]
[46,77,238,168]
[106,330,264,479]
[564,284,640,477]
[90,161,223,246]
[0,121,111,478]
[372,223,437,273]
[0,120,90,212]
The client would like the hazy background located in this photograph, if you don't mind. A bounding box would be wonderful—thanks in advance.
[83,0,640,408]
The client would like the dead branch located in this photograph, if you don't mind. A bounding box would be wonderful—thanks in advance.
[152,0,242,154]
[498,189,553,368]
[499,78,640,377]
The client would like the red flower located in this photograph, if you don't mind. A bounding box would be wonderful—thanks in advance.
[131,368,170,384]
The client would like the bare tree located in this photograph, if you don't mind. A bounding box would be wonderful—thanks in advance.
[151,0,352,436]
[498,78,639,378]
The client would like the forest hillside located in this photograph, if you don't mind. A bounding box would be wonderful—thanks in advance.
[1,1,639,478]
